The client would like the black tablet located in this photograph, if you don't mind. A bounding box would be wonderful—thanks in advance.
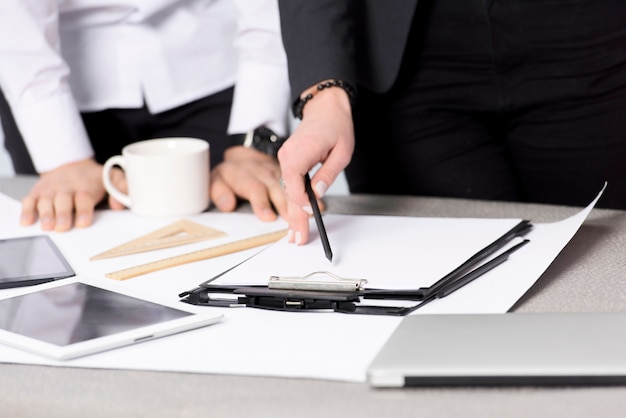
[0,235,75,289]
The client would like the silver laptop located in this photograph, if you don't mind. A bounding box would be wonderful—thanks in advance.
[367,312,626,387]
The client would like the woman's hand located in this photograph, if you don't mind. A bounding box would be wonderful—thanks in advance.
[278,85,354,245]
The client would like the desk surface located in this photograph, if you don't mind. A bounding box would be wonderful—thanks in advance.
[1,176,625,418]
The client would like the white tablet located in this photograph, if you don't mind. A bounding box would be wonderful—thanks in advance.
[0,279,222,360]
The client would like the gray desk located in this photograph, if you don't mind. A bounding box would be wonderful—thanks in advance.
[1,176,625,418]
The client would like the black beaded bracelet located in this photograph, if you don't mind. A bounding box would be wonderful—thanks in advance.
[293,79,355,119]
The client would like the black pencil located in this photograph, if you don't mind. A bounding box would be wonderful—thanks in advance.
[304,173,333,262]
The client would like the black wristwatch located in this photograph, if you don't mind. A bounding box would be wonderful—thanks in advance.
[228,126,287,158]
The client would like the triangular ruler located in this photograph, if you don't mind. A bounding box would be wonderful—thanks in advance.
[90,219,226,260]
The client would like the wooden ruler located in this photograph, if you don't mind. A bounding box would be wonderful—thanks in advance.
[105,229,288,281]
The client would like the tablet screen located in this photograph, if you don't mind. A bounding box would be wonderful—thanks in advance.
[0,235,75,289]
[0,282,192,346]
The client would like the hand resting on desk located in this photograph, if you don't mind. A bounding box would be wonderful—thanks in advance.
[19,158,126,232]
[210,147,327,225]
[210,146,288,222]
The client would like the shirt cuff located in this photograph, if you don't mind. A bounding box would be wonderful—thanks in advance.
[10,91,94,173]
[227,60,291,137]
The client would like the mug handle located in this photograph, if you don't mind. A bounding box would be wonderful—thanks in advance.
[102,155,131,208]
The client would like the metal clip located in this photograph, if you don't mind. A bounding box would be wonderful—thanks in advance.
[268,271,367,292]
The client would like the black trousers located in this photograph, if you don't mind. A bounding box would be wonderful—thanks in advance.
[350,0,626,209]
[0,88,233,174]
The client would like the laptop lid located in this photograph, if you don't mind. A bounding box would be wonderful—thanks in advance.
[367,313,626,387]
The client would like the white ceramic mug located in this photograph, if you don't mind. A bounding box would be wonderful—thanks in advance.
[102,138,210,217]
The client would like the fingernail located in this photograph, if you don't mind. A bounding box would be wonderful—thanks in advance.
[287,229,294,242]
[217,196,230,209]
[302,205,313,215]
[261,208,276,220]
[41,216,53,229]
[315,181,328,197]
[295,231,302,245]
[56,216,69,227]
[76,214,90,227]
[20,214,31,225]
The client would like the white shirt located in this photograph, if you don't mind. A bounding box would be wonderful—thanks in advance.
[0,0,290,172]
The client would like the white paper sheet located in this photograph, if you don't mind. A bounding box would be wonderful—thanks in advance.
[0,188,602,382]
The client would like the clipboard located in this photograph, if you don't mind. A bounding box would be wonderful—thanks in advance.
[179,221,532,315]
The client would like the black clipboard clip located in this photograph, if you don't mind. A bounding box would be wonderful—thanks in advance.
[179,220,532,316]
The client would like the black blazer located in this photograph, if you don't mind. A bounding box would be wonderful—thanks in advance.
[278,0,419,103]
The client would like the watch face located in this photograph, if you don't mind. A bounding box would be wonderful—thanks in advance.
[228,127,287,157]
[252,127,286,157]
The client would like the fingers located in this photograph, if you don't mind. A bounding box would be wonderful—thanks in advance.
[27,190,97,231]
[276,165,316,246]
[20,195,38,226]
[248,180,284,221]
[34,194,55,231]
[213,163,281,221]
[108,196,126,210]
[277,135,352,245]
[211,148,285,221]
[210,168,238,213]
[74,190,95,228]
[51,191,74,231]
[18,159,106,231]
[107,167,128,211]
[287,199,311,245]
[267,177,289,220]
[212,151,310,243]
[309,138,353,200]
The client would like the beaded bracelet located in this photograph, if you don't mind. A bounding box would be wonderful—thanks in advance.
[293,79,355,119]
